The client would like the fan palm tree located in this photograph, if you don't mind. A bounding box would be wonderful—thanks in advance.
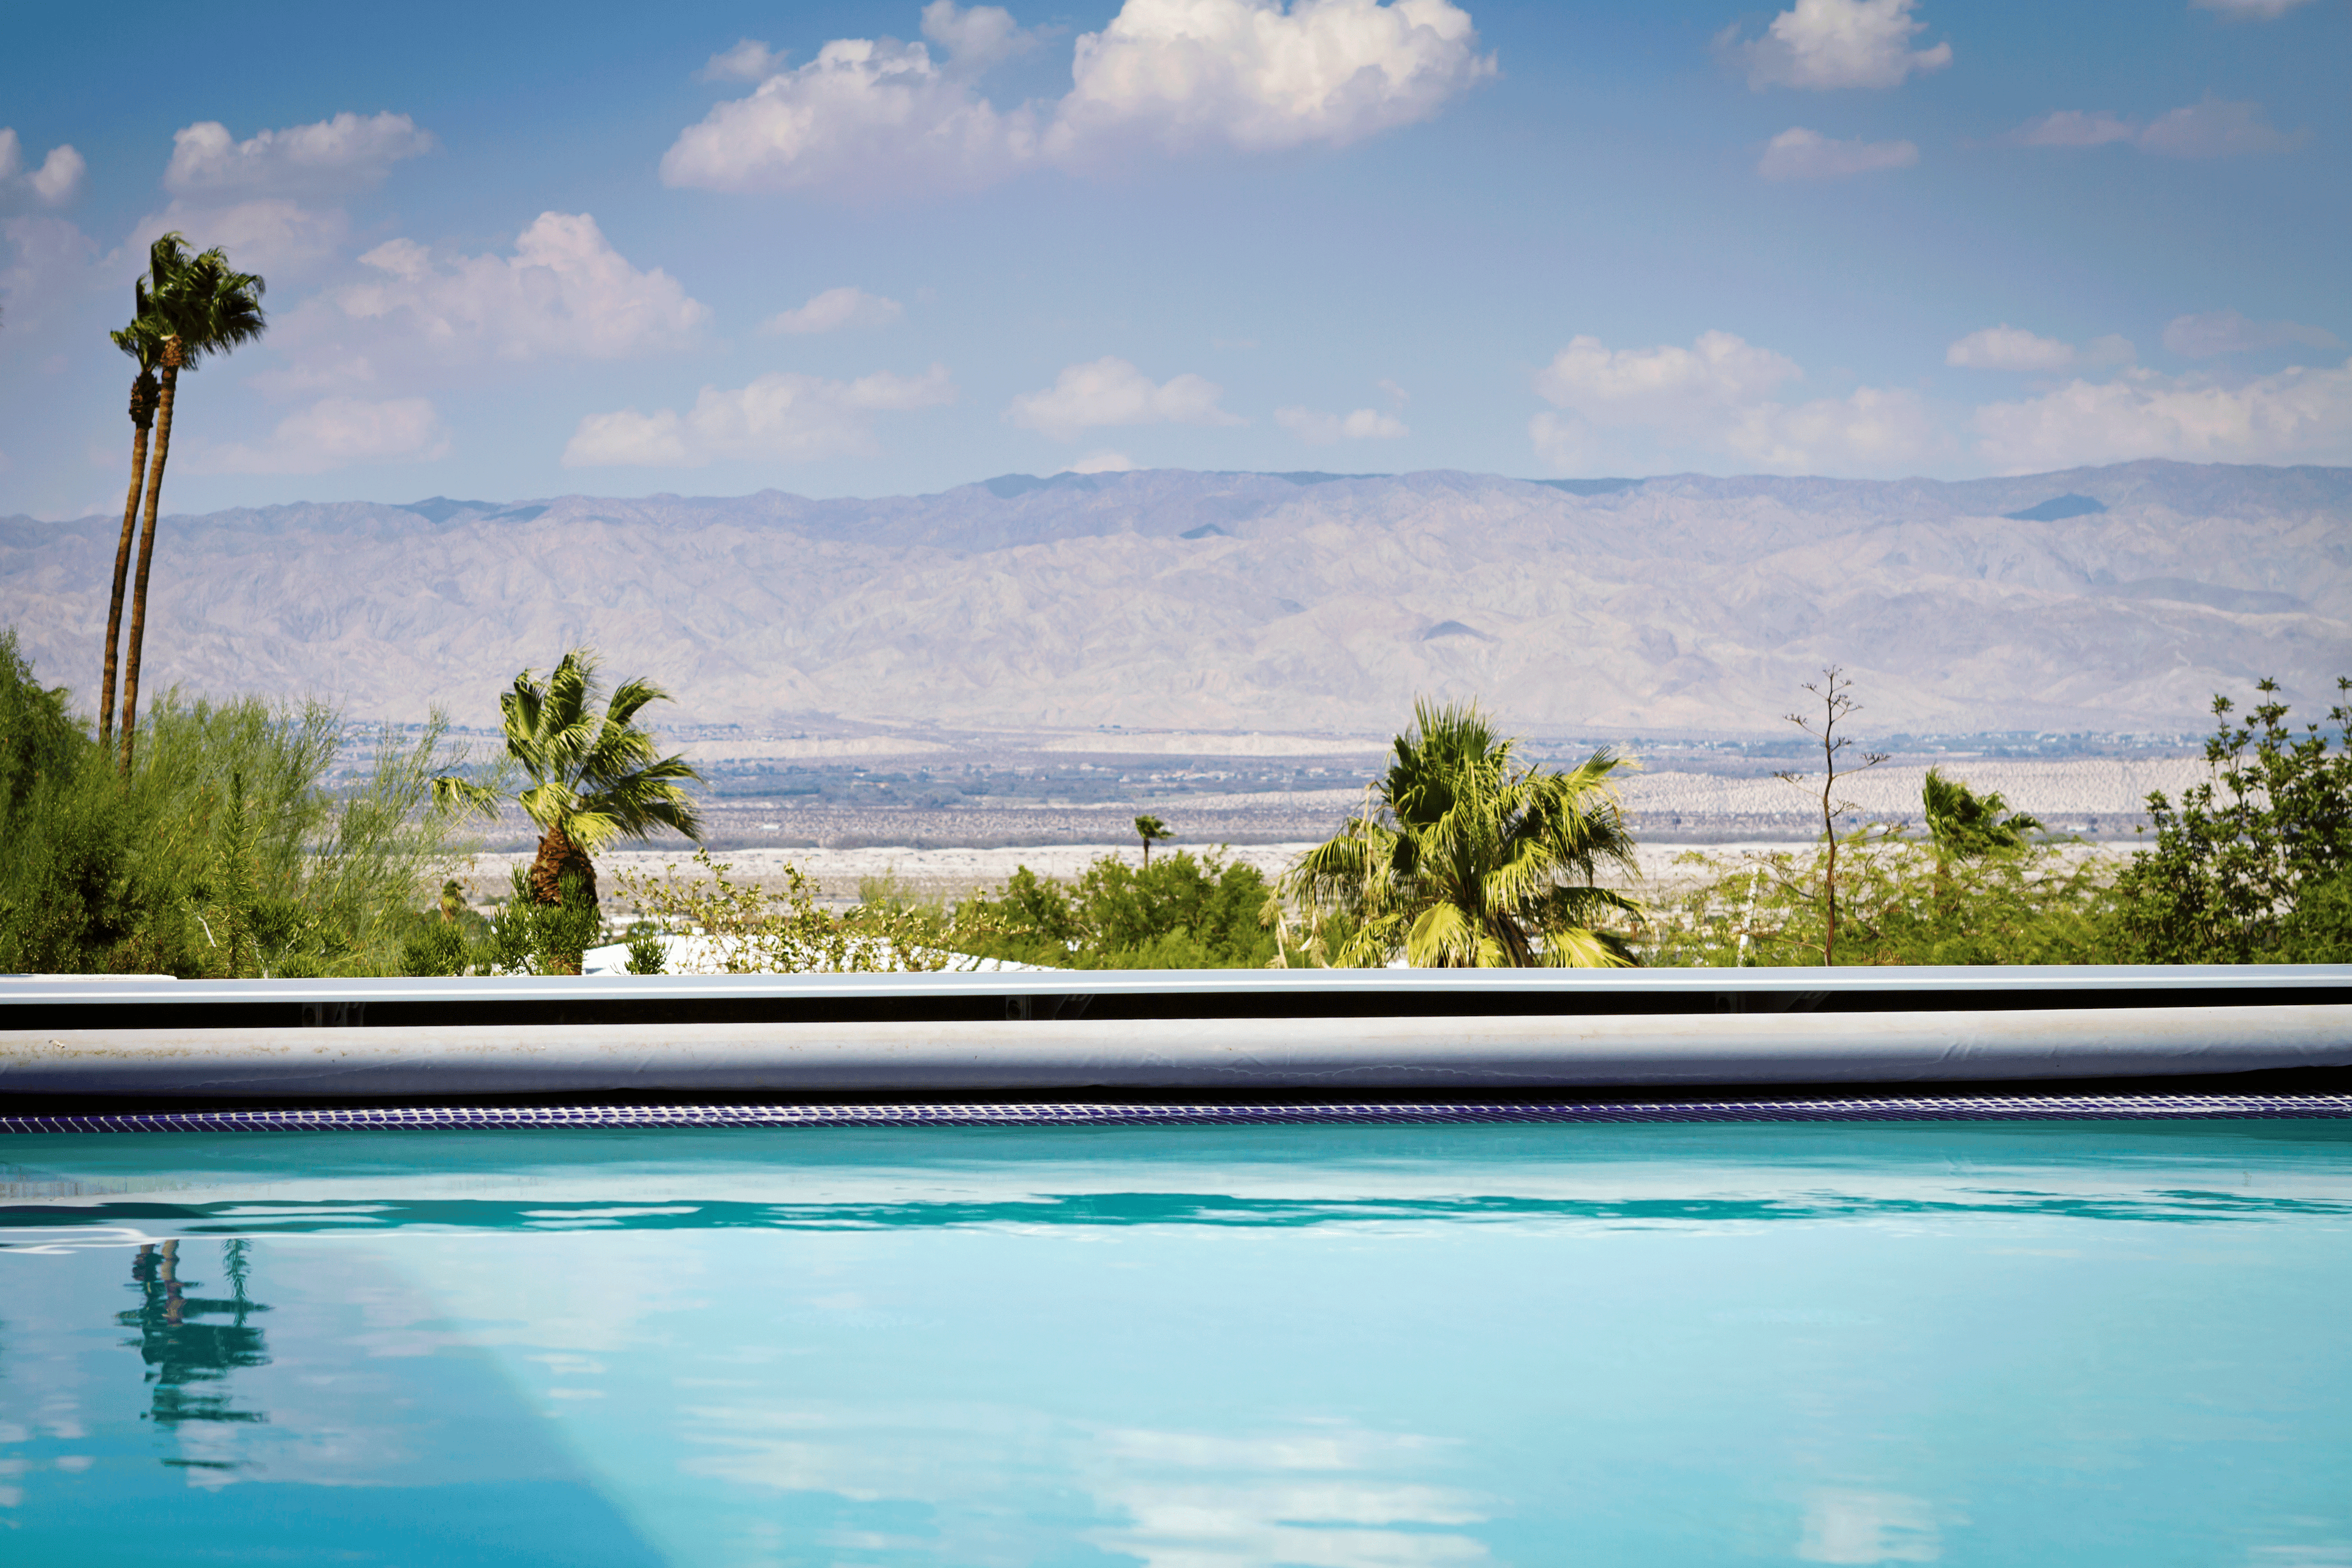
[1923,767,2043,870]
[99,284,167,747]
[433,648,704,971]
[1134,814,1171,867]
[116,235,266,774]
[1281,699,1640,967]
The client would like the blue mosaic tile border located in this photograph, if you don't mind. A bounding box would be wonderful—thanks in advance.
[2,1095,2348,1133]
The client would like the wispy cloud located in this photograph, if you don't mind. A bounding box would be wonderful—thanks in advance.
[2002,96,2306,157]
[565,366,956,466]
[1757,127,1918,179]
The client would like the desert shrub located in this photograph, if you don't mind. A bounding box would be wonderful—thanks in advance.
[0,628,475,975]
[617,851,952,973]
[2109,678,2352,962]
[1643,829,2122,967]
[951,850,1277,969]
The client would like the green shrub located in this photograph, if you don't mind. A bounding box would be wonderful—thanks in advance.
[0,627,476,976]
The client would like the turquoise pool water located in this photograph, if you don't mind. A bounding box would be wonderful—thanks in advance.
[2,1120,2348,1566]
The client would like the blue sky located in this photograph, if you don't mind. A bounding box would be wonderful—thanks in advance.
[2,0,2346,516]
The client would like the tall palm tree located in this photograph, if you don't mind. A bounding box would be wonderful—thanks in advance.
[116,235,266,774]
[1281,699,1640,967]
[434,648,704,971]
[99,284,167,747]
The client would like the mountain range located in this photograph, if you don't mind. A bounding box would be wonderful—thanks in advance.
[4,460,2346,740]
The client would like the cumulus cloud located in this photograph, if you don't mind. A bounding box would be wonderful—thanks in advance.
[1973,360,2352,470]
[2163,309,2341,359]
[1757,127,1917,179]
[127,197,353,277]
[1005,356,1244,440]
[2003,97,2305,157]
[163,112,435,198]
[763,285,905,334]
[661,36,1041,196]
[1535,331,1801,423]
[564,364,955,466]
[921,1,1037,68]
[1719,0,1951,91]
[260,212,707,388]
[1530,329,1939,475]
[2192,0,2315,17]
[0,130,85,207]
[1725,386,1937,472]
[1048,0,1494,158]
[193,396,449,474]
[1275,405,1408,442]
[701,39,788,81]
[662,0,1492,197]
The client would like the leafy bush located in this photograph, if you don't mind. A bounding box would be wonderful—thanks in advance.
[952,850,1278,969]
[617,851,953,973]
[1,628,475,976]
[1643,829,2119,967]
[2110,678,2352,962]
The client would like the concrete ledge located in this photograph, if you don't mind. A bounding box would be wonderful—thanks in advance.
[6,1003,2350,1098]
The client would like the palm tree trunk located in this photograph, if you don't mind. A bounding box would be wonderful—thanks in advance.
[118,342,180,775]
[99,379,156,747]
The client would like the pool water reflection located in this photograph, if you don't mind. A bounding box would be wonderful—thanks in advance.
[1,1120,2348,1567]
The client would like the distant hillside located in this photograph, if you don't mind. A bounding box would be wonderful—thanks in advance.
[4,460,2347,738]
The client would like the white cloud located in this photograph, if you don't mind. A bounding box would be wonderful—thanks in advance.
[2139,96,2305,157]
[1726,386,1938,472]
[128,197,353,276]
[1534,331,1801,423]
[1530,329,1938,475]
[2192,0,2316,17]
[163,113,435,198]
[1048,0,1495,158]
[2163,309,2342,359]
[1972,360,2352,471]
[563,365,955,467]
[1275,405,1408,442]
[763,285,905,334]
[2003,97,2305,157]
[921,1,1036,69]
[1720,0,1951,91]
[0,130,85,208]
[264,213,706,386]
[1063,450,1137,472]
[662,0,1492,198]
[1005,356,1244,440]
[1757,127,1917,179]
[2004,110,2137,148]
[194,396,449,474]
[1945,325,2076,371]
[662,36,1040,196]
[28,145,84,205]
[701,39,788,81]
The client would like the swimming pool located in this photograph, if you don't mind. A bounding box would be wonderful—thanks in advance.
[4,1118,2348,1566]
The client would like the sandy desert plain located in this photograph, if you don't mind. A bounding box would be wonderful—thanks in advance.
[457,728,2213,911]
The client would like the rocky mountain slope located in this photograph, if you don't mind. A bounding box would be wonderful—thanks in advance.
[4,461,2346,737]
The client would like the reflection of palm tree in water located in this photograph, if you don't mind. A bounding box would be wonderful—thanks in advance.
[121,1239,271,1437]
